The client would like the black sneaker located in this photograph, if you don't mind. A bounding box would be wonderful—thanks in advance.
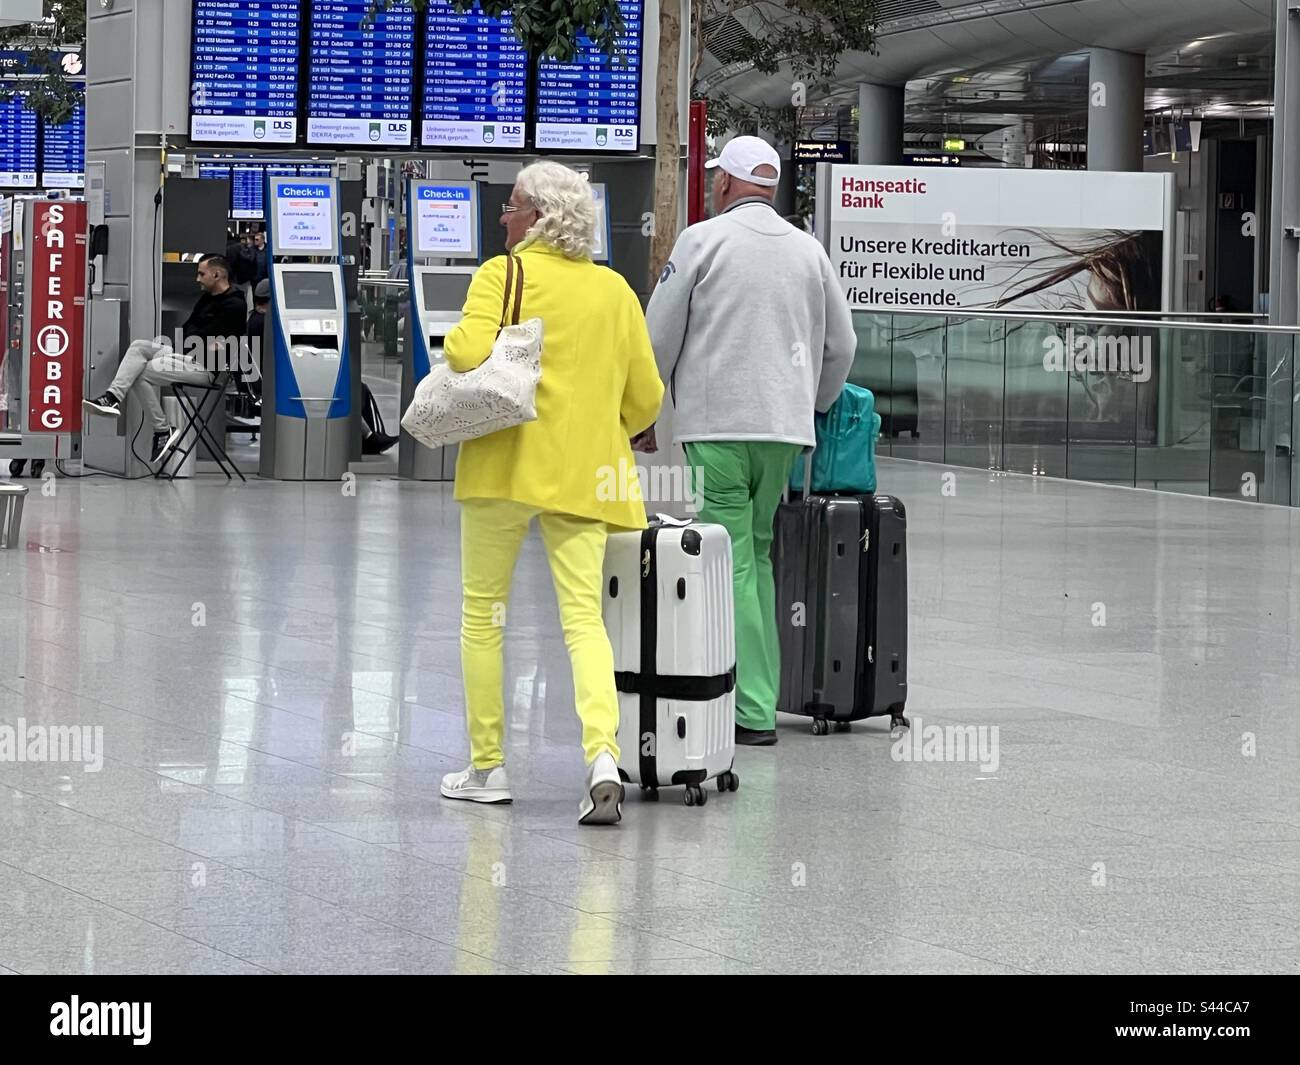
[736,725,778,747]
[150,425,182,465]
[83,392,122,416]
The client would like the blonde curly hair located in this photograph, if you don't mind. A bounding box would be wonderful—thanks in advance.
[515,161,597,260]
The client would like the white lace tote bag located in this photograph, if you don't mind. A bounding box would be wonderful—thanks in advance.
[401,253,542,450]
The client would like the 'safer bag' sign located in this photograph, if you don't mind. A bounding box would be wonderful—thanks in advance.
[27,199,87,433]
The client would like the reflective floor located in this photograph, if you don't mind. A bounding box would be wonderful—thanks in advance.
[1,459,1298,974]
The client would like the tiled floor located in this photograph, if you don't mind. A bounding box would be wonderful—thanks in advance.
[1,458,1298,974]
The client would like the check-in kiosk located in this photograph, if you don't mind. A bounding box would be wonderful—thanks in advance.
[400,179,481,481]
[0,197,88,467]
[260,175,352,481]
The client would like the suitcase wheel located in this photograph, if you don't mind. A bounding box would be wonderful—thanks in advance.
[890,713,911,732]
[716,770,740,794]
[834,721,853,734]
[639,785,659,802]
[811,718,831,736]
[683,784,708,807]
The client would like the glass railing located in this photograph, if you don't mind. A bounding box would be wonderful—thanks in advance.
[851,309,1297,506]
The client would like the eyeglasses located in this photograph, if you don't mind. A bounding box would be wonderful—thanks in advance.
[502,202,533,214]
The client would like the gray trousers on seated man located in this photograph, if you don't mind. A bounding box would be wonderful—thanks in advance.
[108,340,214,431]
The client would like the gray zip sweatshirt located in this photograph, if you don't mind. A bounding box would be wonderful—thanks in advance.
[645,198,857,447]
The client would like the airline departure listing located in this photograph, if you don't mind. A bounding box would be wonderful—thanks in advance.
[422,0,528,149]
[190,0,303,143]
[535,0,643,151]
[41,94,86,188]
[307,0,416,147]
[232,162,330,219]
[0,90,38,187]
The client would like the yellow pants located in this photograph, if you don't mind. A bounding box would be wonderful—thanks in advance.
[460,498,621,769]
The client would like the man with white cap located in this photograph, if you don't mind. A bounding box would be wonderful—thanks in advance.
[644,135,856,746]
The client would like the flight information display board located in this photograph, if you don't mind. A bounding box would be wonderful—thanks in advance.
[0,90,38,187]
[229,162,330,219]
[307,0,417,147]
[41,94,86,188]
[199,163,233,181]
[190,0,303,144]
[421,0,528,150]
[534,0,643,152]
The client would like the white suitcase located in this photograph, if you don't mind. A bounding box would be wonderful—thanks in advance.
[602,520,740,807]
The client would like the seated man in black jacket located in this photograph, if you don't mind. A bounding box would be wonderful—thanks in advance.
[84,254,248,465]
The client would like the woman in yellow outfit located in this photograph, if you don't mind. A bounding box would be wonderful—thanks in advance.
[439,161,664,826]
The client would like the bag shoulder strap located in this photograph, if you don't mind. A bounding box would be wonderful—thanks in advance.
[509,254,524,326]
[499,254,516,328]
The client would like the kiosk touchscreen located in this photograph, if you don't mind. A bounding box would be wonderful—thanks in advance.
[260,176,353,481]
[400,179,481,482]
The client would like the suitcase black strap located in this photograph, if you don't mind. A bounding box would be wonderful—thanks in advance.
[615,668,736,701]
[638,527,659,787]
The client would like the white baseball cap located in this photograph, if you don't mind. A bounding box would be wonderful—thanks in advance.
[705,136,781,187]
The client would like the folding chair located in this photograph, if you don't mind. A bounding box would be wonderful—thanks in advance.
[155,370,247,483]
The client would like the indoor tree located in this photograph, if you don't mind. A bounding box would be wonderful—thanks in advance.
[0,0,85,124]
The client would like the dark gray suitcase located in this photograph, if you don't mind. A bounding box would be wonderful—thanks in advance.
[774,492,909,735]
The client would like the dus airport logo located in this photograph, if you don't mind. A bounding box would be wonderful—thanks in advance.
[482,125,496,143]
[254,120,266,140]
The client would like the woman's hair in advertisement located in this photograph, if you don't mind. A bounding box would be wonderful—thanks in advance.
[994,229,1163,311]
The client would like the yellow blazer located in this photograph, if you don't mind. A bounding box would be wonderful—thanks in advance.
[443,240,665,531]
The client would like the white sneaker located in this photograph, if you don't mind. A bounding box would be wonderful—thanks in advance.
[440,765,512,805]
[578,750,624,826]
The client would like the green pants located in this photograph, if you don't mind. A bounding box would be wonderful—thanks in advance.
[686,441,803,730]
